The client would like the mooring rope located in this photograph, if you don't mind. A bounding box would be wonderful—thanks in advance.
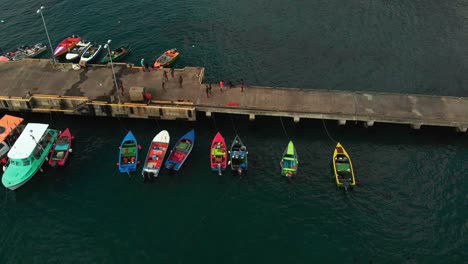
[212,113,218,131]
[229,114,238,135]
[280,116,291,141]
[322,119,337,143]
[116,117,129,133]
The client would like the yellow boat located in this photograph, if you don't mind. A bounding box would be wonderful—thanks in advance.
[332,143,356,190]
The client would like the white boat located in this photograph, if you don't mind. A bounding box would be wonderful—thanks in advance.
[1,123,58,190]
[65,41,91,61]
[79,44,102,65]
[142,130,170,180]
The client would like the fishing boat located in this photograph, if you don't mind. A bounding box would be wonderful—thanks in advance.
[332,142,356,190]
[142,130,170,180]
[65,41,91,61]
[100,44,130,63]
[165,129,195,171]
[48,128,73,167]
[153,48,179,68]
[228,135,248,176]
[210,132,227,175]
[8,43,47,61]
[0,115,25,169]
[79,44,102,66]
[280,141,298,178]
[1,123,58,190]
[117,131,140,173]
[54,35,81,57]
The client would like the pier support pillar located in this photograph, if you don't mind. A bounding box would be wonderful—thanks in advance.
[456,127,467,133]
[364,120,375,128]
[206,111,212,118]
[411,124,422,130]
[338,120,347,126]
[293,116,300,123]
[249,114,255,121]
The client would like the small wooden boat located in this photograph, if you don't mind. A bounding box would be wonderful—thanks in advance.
[54,35,81,57]
[65,41,91,61]
[333,143,356,190]
[210,132,227,175]
[48,128,73,167]
[79,44,102,66]
[165,129,195,171]
[280,141,298,178]
[142,130,170,180]
[0,114,25,169]
[228,135,248,176]
[118,131,140,173]
[100,44,130,63]
[9,43,47,61]
[154,48,179,68]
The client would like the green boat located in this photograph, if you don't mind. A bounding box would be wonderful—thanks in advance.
[280,141,298,178]
[100,44,130,64]
[2,123,58,190]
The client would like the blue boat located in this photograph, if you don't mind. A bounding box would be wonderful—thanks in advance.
[118,131,139,173]
[165,129,195,171]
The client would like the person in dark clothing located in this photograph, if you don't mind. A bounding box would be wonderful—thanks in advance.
[162,81,166,91]
[170,68,175,78]
[208,83,212,96]
[179,76,183,88]
[163,71,168,81]
[205,84,210,98]
[240,79,245,92]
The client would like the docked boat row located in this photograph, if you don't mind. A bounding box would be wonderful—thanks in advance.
[0,34,179,68]
[117,130,355,189]
[0,115,73,190]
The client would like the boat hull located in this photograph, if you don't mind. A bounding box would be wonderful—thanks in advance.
[210,132,227,173]
[100,45,130,63]
[332,143,356,189]
[118,131,139,173]
[154,48,180,68]
[229,135,248,176]
[142,130,170,179]
[165,129,195,171]
[48,128,73,167]
[54,36,81,57]
[280,141,298,178]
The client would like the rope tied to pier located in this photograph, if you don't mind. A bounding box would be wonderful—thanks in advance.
[322,119,337,143]
[229,114,238,135]
[280,116,291,141]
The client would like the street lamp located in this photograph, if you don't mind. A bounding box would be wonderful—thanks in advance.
[36,6,56,64]
[104,39,121,104]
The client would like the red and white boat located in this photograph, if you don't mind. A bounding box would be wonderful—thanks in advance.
[48,128,73,167]
[53,35,81,57]
[210,132,227,175]
[142,130,170,180]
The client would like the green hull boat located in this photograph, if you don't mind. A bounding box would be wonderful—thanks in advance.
[100,44,130,64]
[280,141,298,178]
[2,123,58,190]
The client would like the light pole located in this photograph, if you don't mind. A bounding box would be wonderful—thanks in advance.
[104,39,121,104]
[36,6,56,64]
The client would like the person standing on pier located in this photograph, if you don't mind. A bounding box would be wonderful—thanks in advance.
[162,81,166,91]
[219,80,225,92]
[170,68,175,78]
[208,83,212,96]
[240,79,245,92]
[163,71,169,81]
[205,84,210,98]
[179,75,183,88]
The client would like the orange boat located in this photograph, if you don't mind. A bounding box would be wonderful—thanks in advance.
[0,115,25,168]
[153,48,180,68]
[53,35,81,57]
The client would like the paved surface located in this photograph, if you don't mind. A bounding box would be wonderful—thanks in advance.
[0,59,467,129]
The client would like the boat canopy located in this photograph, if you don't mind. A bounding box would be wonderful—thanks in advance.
[0,115,24,143]
[8,123,49,160]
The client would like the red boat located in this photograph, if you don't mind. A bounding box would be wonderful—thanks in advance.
[48,128,73,167]
[210,132,227,175]
[153,48,180,68]
[53,35,81,57]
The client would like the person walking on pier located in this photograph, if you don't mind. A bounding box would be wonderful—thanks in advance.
[205,84,210,98]
[162,81,166,91]
[170,68,175,78]
[179,75,183,88]
[163,71,169,81]
[240,79,245,92]
[208,83,212,96]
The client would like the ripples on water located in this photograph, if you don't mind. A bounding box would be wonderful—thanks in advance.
[0,0,467,262]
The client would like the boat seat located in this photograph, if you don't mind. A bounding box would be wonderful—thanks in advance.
[55,151,64,159]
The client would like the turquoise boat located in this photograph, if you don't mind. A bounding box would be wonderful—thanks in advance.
[280,141,299,178]
[2,123,58,190]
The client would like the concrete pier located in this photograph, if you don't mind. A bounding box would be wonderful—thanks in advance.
[0,59,467,132]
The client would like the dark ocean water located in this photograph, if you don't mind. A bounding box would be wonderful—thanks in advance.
[0,0,467,263]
